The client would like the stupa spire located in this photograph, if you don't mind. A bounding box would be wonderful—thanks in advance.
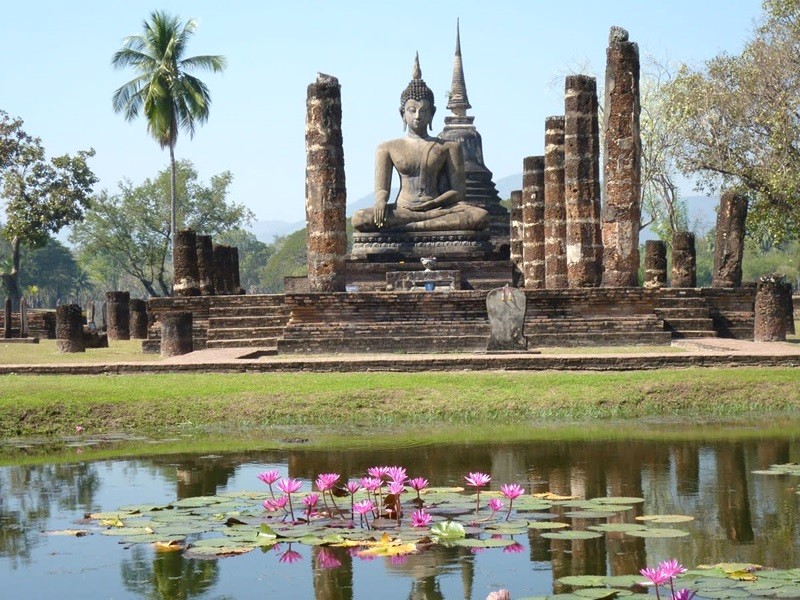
[447,19,472,116]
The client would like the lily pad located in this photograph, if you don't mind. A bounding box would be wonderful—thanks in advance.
[557,575,606,587]
[542,530,603,540]
[592,497,645,505]
[636,514,695,523]
[574,589,622,599]
[528,522,570,530]
[602,575,650,588]
[564,511,613,519]
[102,527,154,536]
[625,528,690,538]
[453,537,516,548]
[587,524,648,533]
[696,590,750,598]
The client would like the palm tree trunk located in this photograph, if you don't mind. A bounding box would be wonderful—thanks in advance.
[4,236,23,311]
[169,143,178,264]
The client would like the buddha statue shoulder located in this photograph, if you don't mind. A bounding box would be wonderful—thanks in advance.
[352,55,489,233]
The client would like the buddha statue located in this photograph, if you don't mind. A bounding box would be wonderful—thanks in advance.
[352,55,489,233]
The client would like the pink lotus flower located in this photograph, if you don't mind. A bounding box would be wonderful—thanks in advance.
[411,509,433,527]
[345,481,362,495]
[257,470,280,485]
[641,567,671,586]
[465,472,491,488]
[353,499,374,515]
[262,495,289,512]
[387,481,405,495]
[465,471,491,514]
[315,472,340,491]
[302,493,319,509]
[367,466,390,479]
[671,590,696,600]
[408,477,428,492]
[386,466,407,483]
[659,559,687,579]
[503,541,525,553]
[361,477,383,492]
[316,548,341,569]
[487,498,504,514]
[500,483,524,500]
[279,548,302,564]
[277,478,302,494]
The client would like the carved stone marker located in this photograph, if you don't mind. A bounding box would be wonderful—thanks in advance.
[754,275,788,341]
[544,115,568,289]
[671,231,697,287]
[509,190,523,281]
[306,72,347,293]
[522,156,545,289]
[564,75,603,287]
[106,291,130,340]
[196,235,215,296]
[160,312,193,357]
[713,191,748,288]
[3,298,10,339]
[129,299,148,339]
[19,296,28,338]
[174,229,201,296]
[643,240,667,288]
[602,26,641,287]
[56,304,85,353]
[486,285,527,351]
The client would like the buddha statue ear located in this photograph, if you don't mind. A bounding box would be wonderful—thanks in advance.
[428,106,436,131]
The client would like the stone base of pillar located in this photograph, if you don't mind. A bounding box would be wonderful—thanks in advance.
[160,312,193,357]
[56,304,86,353]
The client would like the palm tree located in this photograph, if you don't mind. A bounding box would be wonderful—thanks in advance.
[112,10,226,262]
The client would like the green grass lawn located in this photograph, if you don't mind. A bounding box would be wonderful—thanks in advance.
[0,339,160,364]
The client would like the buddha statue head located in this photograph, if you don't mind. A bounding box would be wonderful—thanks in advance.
[400,53,436,131]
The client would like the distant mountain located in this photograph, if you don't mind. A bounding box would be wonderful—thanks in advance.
[248,219,306,243]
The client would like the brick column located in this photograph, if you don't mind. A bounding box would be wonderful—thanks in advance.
[754,275,787,341]
[3,298,10,338]
[643,240,666,288]
[196,235,215,296]
[231,247,243,294]
[564,75,603,287]
[173,229,200,296]
[509,190,524,283]
[671,231,696,287]
[129,298,148,339]
[544,115,568,289]
[306,73,347,293]
[712,191,748,287]
[56,304,85,353]
[160,312,193,357]
[106,291,130,340]
[522,156,545,288]
[602,27,641,287]
[212,244,228,295]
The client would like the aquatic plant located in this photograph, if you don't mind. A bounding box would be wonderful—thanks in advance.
[464,471,491,514]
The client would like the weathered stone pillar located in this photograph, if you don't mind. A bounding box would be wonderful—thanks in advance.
[231,247,243,294]
[754,275,787,341]
[3,298,10,338]
[564,75,603,287]
[671,231,697,287]
[160,312,193,357]
[19,296,28,338]
[602,27,641,287]
[56,304,85,353]
[509,190,524,280]
[306,73,347,293]
[643,240,667,288]
[85,301,95,329]
[129,299,148,339]
[196,235,215,296]
[224,246,236,295]
[544,115,568,289]
[106,291,130,340]
[784,283,795,335]
[212,244,228,295]
[173,229,200,297]
[522,156,545,289]
[712,191,748,287]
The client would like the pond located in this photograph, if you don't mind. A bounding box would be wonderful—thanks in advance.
[1,420,799,599]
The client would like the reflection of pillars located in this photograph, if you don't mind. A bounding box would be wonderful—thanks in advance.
[605,448,646,576]
[528,527,551,563]
[673,445,700,495]
[757,442,790,468]
[549,466,571,497]
[550,538,572,594]
[716,443,755,542]
[606,530,646,577]
[461,549,474,600]
[312,546,352,600]
[551,537,606,593]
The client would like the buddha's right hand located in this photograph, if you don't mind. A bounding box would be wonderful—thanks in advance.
[374,199,388,228]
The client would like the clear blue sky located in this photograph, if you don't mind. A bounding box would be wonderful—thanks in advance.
[1,1,762,234]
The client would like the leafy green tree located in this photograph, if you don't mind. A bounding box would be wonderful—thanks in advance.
[112,10,226,259]
[0,110,97,308]
[71,161,253,297]
[665,0,800,243]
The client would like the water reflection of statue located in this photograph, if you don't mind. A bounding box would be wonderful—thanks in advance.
[352,55,489,233]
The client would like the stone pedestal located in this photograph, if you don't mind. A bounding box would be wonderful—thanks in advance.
[754,276,787,341]
[196,235,215,296]
[643,240,666,288]
[129,299,148,339]
[486,286,527,351]
[386,270,460,291]
[544,116,568,289]
[56,304,85,353]
[351,230,492,260]
[671,232,696,287]
[509,190,523,281]
[522,156,545,289]
[712,191,748,288]
[173,229,200,296]
[161,312,193,357]
[305,73,347,293]
[564,75,603,287]
[106,291,130,340]
[602,26,641,288]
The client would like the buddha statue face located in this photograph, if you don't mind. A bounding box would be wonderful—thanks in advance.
[402,98,433,135]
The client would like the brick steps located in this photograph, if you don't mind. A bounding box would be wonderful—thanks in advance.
[655,290,718,338]
[206,339,279,349]
[208,326,286,340]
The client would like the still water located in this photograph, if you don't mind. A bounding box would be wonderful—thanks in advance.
[1,422,798,599]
